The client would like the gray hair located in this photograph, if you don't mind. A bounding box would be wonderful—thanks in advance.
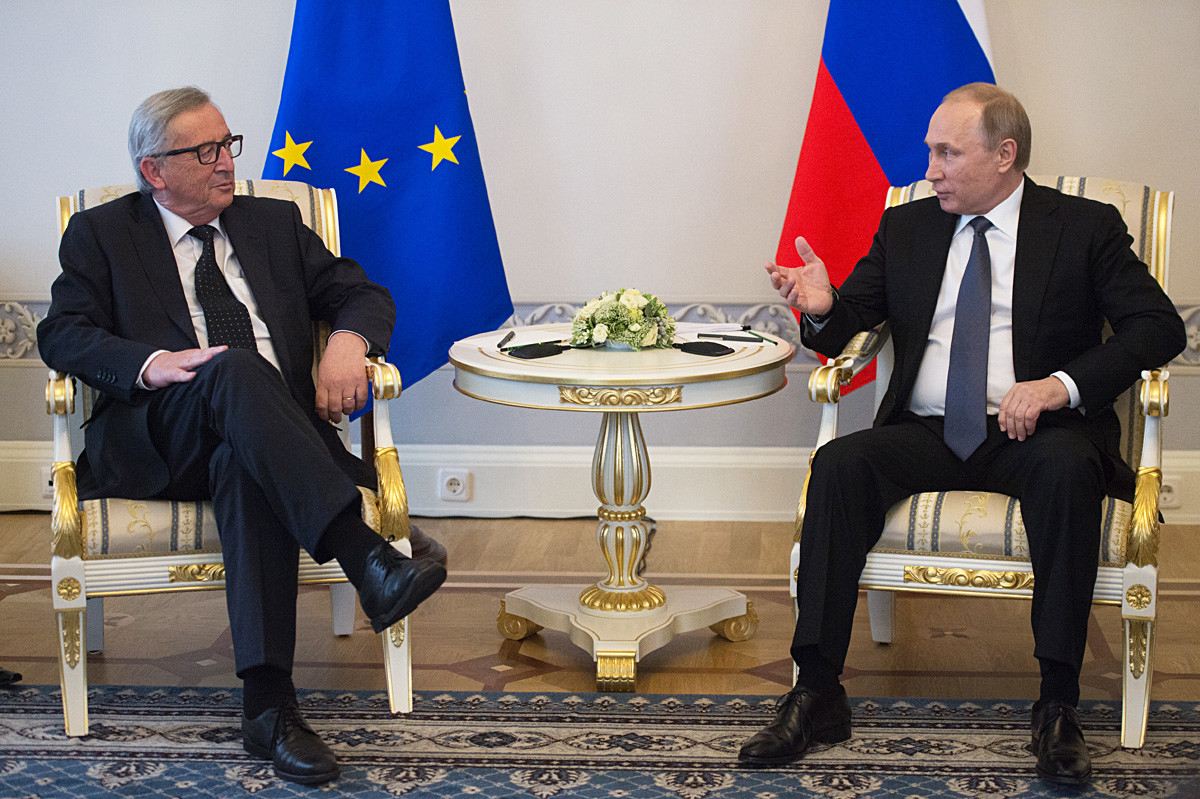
[128,87,214,193]
[942,82,1032,173]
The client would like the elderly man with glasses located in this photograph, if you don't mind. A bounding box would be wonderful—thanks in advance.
[38,87,448,785]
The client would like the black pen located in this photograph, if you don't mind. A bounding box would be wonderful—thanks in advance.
[698,333,762,343]
[496,330,515,349]
[501,338,564,352]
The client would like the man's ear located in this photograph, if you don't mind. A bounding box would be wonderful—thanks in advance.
[996,139,1018,173]
[139,156,167,191]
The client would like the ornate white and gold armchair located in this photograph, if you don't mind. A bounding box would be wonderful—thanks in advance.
[794,176,1173,748]
[48,179,415,736]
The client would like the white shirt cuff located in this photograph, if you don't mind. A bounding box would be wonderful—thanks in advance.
[1052,370,1081,409]
[136,349,170,390]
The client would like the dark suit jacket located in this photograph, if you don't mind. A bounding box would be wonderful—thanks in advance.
[37,190,395,499]
[803,177,1185,491]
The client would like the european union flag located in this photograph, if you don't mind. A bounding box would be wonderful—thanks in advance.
[263,0,512,388]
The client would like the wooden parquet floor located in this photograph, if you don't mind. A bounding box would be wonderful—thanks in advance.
[2,512,1198,702]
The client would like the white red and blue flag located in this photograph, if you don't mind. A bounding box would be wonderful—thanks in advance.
[778,0,994,388]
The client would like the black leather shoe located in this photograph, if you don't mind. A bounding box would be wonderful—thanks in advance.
[1031,700,1092,785]
[738,684,852,766]
[242,702,340,785]
[359,541,447,633]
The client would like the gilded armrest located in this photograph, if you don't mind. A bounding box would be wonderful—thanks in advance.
[798,324,890,543]
[807,324,890,404]
[367,357,410,542]
[1129,369,1169,570]
[45,371,82,560]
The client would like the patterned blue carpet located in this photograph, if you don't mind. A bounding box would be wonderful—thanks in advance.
[0,686,1198,797]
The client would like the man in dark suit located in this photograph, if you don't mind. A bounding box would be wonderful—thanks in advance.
[739,84,1185,785]
[38,87,447,785]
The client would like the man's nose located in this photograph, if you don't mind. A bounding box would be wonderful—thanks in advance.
[215,145,235,170]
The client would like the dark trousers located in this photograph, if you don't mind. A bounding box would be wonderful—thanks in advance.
[792,413,1106,677]
[144,349,374,675]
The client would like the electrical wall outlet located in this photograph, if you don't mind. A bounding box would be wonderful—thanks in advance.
[41,466,54,500]
[1159,478,1182,509]
[437,468,472,502]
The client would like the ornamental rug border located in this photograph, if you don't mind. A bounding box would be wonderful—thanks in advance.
[1,687,1198,798]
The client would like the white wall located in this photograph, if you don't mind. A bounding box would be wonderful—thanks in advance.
[2,0,1198,517]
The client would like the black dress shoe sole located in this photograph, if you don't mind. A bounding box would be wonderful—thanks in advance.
[737,722,852,766]
[369,563,447,633]
[1035,764,1091,786]
[243,739,341,785]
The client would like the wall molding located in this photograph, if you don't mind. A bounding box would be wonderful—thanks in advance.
[8,297,1199,370]
[6,439,1198,524]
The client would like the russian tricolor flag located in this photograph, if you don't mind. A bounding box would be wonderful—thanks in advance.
[778,0,994,387]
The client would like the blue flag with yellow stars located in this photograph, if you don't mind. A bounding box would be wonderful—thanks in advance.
[264,0,512,388]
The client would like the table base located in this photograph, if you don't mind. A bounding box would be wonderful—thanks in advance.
[498,587,758,691]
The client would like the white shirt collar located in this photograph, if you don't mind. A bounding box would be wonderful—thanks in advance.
[954,178,1024,239]
[153,198,227,248]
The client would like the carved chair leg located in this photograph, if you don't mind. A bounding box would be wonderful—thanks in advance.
[381,619,413,714]
[57,608,89,736]
[1122,618,1153,748]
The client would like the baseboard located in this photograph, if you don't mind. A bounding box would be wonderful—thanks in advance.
[5,441,1199,524]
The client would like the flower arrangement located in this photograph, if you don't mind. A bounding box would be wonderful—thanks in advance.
[570,288,676,350]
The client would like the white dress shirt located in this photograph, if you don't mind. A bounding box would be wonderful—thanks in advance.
[153,200,282,372]
[137,202,369,389]
[907,181,1080,415]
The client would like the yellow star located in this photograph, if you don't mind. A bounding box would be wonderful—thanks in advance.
[418,126,461,170]
[271,131,312,175]
[345,149,388,193]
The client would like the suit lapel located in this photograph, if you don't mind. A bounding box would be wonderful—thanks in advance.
[904,205,958,367]
[130,194,197,345]
[1011,178,1062,377]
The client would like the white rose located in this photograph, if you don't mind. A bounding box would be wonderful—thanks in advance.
[592,323,609,343]
[619,290,649,311]
[629,323,641,332]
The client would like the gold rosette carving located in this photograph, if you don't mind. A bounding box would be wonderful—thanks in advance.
[559,386,683,407]
[1126,584,1153,610]
[904,565,1034,591]
[57,577,82,602]
[168,564,226,583]
[389,619,406,648]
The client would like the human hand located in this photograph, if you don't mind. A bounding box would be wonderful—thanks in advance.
[998,376,1071,440]
[143,346,227,388]
[316,331,369,422]
[763,236,834,315]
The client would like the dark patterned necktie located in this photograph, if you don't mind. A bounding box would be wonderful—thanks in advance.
[188,225,257,351]
[943,216,993,460]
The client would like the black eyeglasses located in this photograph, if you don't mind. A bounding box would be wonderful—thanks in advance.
[148,134,243,165]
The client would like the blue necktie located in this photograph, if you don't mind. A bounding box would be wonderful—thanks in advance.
[944,216,993,460]
[189,225,258,351]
